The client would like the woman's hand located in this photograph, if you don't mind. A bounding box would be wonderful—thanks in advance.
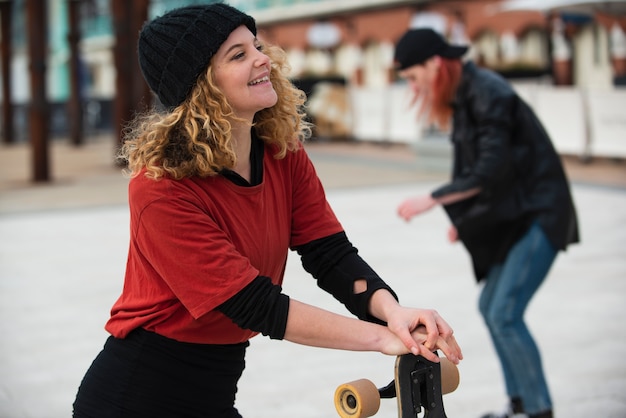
[384,306,463,364]
[368,290,463,363]
[447,225,458,242]
[397,195,437,222]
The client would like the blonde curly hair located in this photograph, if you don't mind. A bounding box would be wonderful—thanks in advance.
[119,43,311,180]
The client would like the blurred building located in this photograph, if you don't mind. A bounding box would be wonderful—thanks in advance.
[246,0,626,152]
[2,0,626,155]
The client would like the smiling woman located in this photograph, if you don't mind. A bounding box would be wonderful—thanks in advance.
[71,4,462,418]
[211,26,278,123]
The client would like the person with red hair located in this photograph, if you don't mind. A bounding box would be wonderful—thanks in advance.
[393,29,579,418]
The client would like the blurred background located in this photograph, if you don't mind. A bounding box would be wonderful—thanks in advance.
[2,0,626,184]
[1,2,625,418]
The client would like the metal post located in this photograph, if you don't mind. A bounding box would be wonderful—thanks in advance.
[67,0,83,146]
[26,0,49,182]
[111,0,150,158]
[0,0,14,144]
[111,0,132,151]
[133,0,151,112]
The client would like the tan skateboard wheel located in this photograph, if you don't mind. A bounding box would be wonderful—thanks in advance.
[440,357,460,394]
[334,379,380,418]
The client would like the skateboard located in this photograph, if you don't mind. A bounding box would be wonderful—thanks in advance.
[334,352,459,417]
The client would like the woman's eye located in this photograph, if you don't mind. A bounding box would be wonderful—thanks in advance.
[233,52,245,60]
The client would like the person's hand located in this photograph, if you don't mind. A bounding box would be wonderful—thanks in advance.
[409,325,462,364]
[447,225,458,243]
[384,306,462,364]
[397,195,437,222]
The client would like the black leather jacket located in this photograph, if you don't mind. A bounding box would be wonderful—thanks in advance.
[433,62,579,281]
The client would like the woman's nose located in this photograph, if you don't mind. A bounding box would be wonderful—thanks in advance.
[254,49,270,67]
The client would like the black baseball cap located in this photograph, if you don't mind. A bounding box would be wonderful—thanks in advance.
[394,28,468,70]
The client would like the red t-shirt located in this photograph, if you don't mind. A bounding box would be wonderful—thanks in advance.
[105,144,343,344]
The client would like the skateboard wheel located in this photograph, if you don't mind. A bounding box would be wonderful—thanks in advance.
[440,357,460,394]
[334,379,380,418]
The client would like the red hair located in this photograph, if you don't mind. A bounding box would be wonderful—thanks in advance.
[421,58,463,130]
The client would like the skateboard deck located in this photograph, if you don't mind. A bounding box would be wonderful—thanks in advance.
[334,352,459,417]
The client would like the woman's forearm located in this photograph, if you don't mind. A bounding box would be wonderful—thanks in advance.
[398,187,481,221]
[366,287,401,322]
[283,299,404,355]
[433,187,481,206]
[283,293,462,363]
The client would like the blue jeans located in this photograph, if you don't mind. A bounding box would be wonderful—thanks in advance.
[479,222,557,415]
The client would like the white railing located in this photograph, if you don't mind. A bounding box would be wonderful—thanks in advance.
[344,83,626,161]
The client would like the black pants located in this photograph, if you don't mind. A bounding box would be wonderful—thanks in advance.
[73,328,248,418]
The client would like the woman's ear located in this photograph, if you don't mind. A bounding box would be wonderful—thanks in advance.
[429,55,443,69]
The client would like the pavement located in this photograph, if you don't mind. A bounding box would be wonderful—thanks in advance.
[1,135,625,418]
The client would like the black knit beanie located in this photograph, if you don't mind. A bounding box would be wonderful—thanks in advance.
[138,3,257,108]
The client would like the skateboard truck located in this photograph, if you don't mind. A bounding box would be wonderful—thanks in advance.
[334,352,459,418]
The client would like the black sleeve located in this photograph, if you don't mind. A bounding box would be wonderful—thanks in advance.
[432,88,515,199]
[217,276,290,340]
[294,231,398,325]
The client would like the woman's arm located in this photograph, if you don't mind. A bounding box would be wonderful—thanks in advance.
[218,276,462,363]
[294,233,463,363]
[397,187,481,222]
[283,299,404,354]
[283,298,460,363]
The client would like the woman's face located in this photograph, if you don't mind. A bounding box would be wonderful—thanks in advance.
[398,56,440,98]
[212,25,278,121]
